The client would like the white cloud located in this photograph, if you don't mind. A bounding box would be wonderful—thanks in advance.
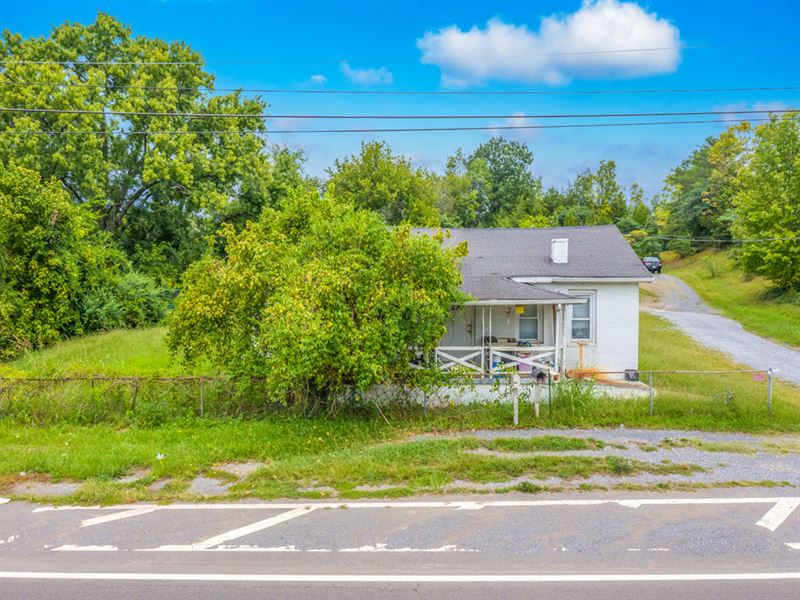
[417,0,681,85]
[308,74,327,85]
[340,61,394,85]
[487,111,539,140]
[714,100,789,119]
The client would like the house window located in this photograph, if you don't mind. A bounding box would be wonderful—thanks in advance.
[518,305,539,341]
[570,294,593,341]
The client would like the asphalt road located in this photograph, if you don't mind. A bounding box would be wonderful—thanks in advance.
[641,274,800,386]
[2,489,799,599]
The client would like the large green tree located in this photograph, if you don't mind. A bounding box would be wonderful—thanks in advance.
[0,163,165,358]
[732,114,800,289]
[0,14,294,280]
[326,141,440,226]
[659,126,745,253]
[168,189,466,409]
[442,137,542,227]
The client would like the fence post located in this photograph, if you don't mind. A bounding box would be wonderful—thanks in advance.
[199,380,205,418]
[648,370,654,416]
[547,371,553,418]
[130,382,138,413]
[511,373,520,426]
[767,369,773,414]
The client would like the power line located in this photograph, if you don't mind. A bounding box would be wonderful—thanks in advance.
[0,117,773,135]
[1,106,795,120]
[0,60,200,66]
[0,46,692,67]
[648,235,800,243]
[1,80,799,96]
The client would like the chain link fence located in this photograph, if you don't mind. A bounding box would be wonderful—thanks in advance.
[0,368,789,425]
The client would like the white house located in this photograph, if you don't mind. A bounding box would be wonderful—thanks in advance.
[417,225,652,382]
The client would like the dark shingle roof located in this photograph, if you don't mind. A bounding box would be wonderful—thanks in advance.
[462,277,579,302]
[417,225,650,280]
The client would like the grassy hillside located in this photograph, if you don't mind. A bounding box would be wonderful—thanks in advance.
[667,249,800,348]
[0,327,213,377]
[639,311,798,418]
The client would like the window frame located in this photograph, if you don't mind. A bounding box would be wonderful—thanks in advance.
[568,291,596,344]
[517,304,542,343]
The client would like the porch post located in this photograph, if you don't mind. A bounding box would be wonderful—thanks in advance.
[488,306,493,373]
[554,304,561,374]
[560,303,568,373]
[481,306,486,374]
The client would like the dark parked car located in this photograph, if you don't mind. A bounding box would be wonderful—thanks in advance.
[642,256,662,274]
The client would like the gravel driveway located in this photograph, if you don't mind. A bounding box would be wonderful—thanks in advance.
[641,275,800,387]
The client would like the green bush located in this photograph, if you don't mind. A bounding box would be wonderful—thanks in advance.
[0,163,168,357]
[168,188,466,410]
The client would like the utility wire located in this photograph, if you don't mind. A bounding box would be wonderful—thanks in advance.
[0,46,693,66]
[1,81,799,96]
[0,60,200,66]
[0,106,795,120]
[647,235,800,243]
[0,117,774,135]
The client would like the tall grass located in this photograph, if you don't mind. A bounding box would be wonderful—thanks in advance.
[0,312,798,431]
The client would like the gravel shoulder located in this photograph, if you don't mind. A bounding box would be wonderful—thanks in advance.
[641,274,800,386]
[416,428,800,491]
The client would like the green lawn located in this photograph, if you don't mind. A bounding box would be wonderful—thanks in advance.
[666,249,800,348]
[0,327,196,377]
[1,309,799,503]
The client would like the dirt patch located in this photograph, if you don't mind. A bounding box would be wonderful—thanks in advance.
[189,476,231,496]
[352,483,406,493]
[9,480,79,497]
[216,462,262,479]
[116,468,151,484]
[147,478,173,492]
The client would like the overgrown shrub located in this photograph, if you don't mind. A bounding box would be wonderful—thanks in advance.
[168,188,466,410]
[0,163,168,357]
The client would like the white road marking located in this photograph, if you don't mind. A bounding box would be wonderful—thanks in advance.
[32,496,800,513]
[756,498,800,532]
[339,544,473,553]
[141,506,315,551]
[52,545,118,552]
[136,544,474,553]
[80,507,158,528]
[455,503,484,510]
[2,571,800,583]
[0,535,19,545]
[786,543,800,550]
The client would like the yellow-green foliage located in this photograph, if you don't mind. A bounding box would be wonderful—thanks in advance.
[732,115,800,289]
[0,164,122,357]
[168,188,467,408]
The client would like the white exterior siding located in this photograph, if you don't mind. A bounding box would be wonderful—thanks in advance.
[543,281,640,374]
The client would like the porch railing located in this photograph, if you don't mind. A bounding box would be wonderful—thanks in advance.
[434,345,556,377]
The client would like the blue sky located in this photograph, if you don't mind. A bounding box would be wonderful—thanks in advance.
[4,0,799,196]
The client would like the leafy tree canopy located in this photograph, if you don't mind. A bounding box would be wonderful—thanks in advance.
[325,141,440,226]
[441,138,542,227]
[168,189,466,409]
[732,114,800,289]
[0,13,303,281]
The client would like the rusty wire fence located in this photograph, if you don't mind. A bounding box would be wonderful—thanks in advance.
[0,367,792,425]
[0,376,279,424]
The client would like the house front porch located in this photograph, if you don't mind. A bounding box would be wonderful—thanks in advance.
[434,296,586,380]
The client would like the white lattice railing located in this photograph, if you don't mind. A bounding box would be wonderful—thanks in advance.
[433,345,556,376]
